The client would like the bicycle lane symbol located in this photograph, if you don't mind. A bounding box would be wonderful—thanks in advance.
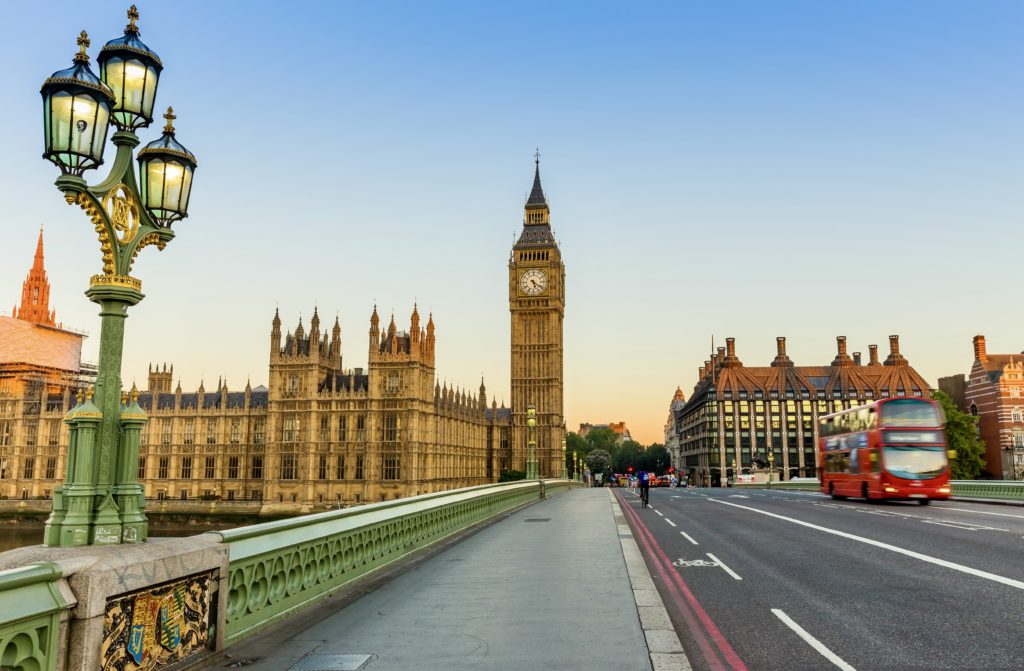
[673,558,717,568]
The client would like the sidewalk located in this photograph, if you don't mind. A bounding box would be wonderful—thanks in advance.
[209,487,688,671]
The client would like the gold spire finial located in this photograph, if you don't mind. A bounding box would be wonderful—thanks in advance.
[127,5,140,33]
[534,147,541,165]
[121,391,129,405]
[131,388,139,403]
[76,389,84,404]
[163,107,176,133]
[75,31,91,63]
[85,386,95,401]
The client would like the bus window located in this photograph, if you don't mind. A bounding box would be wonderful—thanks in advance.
[880,399,941,427]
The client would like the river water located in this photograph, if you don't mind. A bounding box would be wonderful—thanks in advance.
[0,523,231,553]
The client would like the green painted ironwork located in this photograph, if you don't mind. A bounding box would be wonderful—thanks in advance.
[950,480,1024,500]
[218,480,576,644]
[0,563,68,671]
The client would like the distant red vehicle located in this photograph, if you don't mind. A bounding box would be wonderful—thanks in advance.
[818,397,951,504]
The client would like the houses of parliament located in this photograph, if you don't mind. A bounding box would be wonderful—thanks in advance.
[0,163,566,504]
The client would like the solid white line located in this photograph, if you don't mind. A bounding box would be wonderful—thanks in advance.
[940,506,1024,519]
[681,531,699,545]
[772,609,856,671]
[665,518,677,527]
[707,553,742,580]
[710,499,1024,591]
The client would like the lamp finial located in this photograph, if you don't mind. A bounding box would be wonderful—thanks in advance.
[127,5,140,33]
[74,31,90,64]
[163,107,176,133]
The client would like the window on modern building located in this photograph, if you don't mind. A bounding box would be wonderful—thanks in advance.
[251,456,263,479]
[180,456,193,479]
[138,457,146,479]
[45,457,56,479]
[318,454,328,480]
[230,418,241,444]
[281,454,297,480]
[228,456,239,479]
[158,457,169,479]
[383,454,401,480]
[22,458,34,479]
[205,457,216,479]
[184,418,195,445]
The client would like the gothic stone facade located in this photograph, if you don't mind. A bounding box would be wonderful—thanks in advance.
[122,307,514,504]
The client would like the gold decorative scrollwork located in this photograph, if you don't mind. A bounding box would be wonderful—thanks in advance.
[67,192,116,275]
[129,233,167,273]
[103,183,141,245]
[90,274,142,291]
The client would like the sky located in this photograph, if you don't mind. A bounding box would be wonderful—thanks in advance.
[1,1,1022,445]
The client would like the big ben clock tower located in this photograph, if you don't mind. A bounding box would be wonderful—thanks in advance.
[509,157,565,478]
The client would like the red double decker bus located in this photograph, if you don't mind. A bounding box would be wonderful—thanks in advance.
[818,397,951,504]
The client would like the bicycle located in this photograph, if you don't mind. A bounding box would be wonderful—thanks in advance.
[640,485,649,509]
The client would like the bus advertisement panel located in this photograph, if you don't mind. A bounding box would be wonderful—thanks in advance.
[817,397,951,504]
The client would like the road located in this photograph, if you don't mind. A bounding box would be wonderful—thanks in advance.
[616,486,1024,671]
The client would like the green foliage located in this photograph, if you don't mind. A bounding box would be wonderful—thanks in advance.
[583,428,620,454]
[932,390,986,480]
[498,469,527,482]
[585,449,612,476]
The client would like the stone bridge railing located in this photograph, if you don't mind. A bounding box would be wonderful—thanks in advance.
[0,479,575,669]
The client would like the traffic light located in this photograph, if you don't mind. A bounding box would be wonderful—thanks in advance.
[668,466,675,474]
[627,466,633,473]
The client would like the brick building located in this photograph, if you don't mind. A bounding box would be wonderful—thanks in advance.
[962,335,1024,480]
[673,335,931,486]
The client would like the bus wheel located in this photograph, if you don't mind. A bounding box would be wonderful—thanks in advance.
[919,499,931,506]
[829,484,845,501]
[862,483,875,503]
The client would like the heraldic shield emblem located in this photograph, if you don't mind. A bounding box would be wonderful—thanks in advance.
[101,571,213,671]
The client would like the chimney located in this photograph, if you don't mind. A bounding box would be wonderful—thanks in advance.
[974,335,987,363]
[777,337,787,357]
[885,335,906,366]
[837,336,848,357]
[717,346,725,359]
[832,336,852,366]
[726,338,736,358]
[772,336,793,367]
[868,344,880,365]
[853,352,862,366]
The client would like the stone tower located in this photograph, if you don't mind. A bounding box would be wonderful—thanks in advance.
[13,227,57,327]
[509,157,565,477]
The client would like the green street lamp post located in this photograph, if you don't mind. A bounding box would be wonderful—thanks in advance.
[572,449,578,482]
[526,405,537,480]
[561,437,567,480]
[768,449,775,486]
[40,7,198,547]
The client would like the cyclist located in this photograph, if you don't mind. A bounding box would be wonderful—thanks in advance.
[638,470,651,508]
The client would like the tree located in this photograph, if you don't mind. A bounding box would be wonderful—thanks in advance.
[585,449,612,477]
[638,444,671,475]
[932,390,986,480]
[584,428,619,455]
[612,441,642,474]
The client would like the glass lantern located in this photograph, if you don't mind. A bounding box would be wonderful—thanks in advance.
[137,108,197,226]
[40,32,115,175]
[98,6,162,131]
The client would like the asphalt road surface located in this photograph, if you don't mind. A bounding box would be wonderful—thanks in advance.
[616,486,1024,671]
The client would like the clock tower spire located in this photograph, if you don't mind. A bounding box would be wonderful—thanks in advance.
[509,155,565,479]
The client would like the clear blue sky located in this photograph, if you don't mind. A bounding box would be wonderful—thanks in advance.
[1,1,1021,444]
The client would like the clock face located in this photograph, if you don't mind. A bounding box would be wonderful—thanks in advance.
[520,268,547,295]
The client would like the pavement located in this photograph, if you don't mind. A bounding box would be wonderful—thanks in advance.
[209,487,690,671]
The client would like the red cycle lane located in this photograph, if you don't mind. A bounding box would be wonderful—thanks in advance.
[616,491,748,671]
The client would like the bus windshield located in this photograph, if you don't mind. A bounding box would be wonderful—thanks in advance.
[880,399,942,427]
[883,446,947,480]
